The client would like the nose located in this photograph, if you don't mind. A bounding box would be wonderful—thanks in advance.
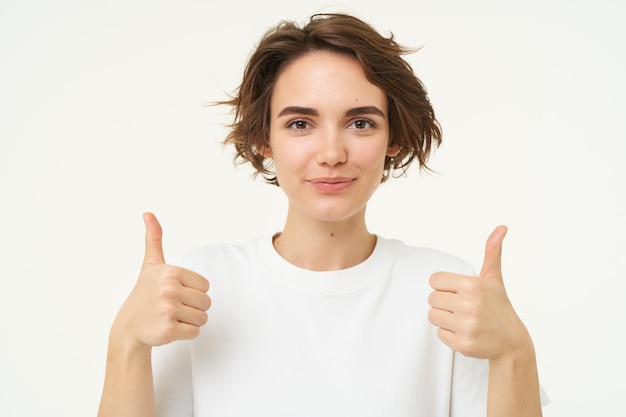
[316,128,347,167]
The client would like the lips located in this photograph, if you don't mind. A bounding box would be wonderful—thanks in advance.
[307,177,356,192]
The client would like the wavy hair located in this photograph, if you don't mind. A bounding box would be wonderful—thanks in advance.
[220,13,442,185]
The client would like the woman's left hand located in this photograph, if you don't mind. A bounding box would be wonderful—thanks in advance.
[427,226,531,361]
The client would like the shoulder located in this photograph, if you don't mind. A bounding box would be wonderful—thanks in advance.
[380,237,476,277]
[178,236,264,274]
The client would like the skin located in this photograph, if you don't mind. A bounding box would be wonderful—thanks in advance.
[97,51,542,417]
[429,226,543,416]
[97,212,211,417]
[261,51,399,271]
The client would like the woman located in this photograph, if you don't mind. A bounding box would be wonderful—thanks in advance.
[98,13,544,417]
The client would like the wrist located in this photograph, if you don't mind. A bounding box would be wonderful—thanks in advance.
[108,322,152,363]
[487,333,542,417]
[489,333,536,369]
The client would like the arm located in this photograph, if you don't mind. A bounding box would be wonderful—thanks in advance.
[428,226,542,416]
[97,337,155,417]
[97,213,211,417]
[487,325,542,416]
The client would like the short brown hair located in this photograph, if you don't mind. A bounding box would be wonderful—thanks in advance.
[221,13,442,185]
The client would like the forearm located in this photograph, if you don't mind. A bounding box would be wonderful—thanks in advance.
[487,337,542,417]
[97,335,155,417]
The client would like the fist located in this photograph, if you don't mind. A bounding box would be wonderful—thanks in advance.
[427,226,529,361]
[111,213,211,348]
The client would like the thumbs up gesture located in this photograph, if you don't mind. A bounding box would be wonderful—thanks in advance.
[428,226,530,361]
[110,213,211,348]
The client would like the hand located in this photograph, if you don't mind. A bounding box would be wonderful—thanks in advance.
[110,212,211,348]
[427,226,530,361]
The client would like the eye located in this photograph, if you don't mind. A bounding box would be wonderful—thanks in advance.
[349,118,375,130]
[286,119,311,130]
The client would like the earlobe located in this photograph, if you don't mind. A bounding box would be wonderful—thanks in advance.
[386,145,401,158]
[258,144,272,158]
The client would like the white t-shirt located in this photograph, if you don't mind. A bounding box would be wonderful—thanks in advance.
[152,235,504,416]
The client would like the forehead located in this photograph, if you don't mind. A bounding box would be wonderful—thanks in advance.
[271,51,387,113]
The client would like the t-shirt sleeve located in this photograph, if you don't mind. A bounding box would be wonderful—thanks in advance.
[153,340,193,417]
[450,351,489,416]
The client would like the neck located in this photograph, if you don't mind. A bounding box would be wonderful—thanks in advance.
[273,208,376,271]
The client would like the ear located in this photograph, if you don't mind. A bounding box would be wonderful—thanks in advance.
[386,144,401,158]
[257,144,272,158]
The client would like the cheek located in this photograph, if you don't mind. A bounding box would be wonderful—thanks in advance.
[359,143,389,167]
[271,145,304,177]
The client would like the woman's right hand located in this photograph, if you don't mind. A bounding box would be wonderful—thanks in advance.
[109,212,211,349]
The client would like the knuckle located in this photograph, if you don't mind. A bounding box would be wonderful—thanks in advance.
[455,334,479,357]
[460,277,478,293]
[160,265,181,282]
[158,300,178,318]
[185,326,201,340]
[462,316,480,334]
[157,321,179,343]
[461,299,480,316]
[157,284,179,301]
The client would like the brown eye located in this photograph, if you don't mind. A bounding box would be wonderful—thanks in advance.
[350,119,374,129]
[287,120,310,130]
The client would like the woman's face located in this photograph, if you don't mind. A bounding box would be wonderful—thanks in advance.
[265,51,399,224]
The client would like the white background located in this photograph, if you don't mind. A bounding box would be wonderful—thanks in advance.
[1,1,624,416]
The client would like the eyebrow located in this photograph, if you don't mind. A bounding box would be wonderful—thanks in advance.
[278,106,319,117]
[345,106,385,118]
[277,105,385,118]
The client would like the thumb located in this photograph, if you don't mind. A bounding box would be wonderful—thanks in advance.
[143,212,165,265]
[478,225,508,280]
